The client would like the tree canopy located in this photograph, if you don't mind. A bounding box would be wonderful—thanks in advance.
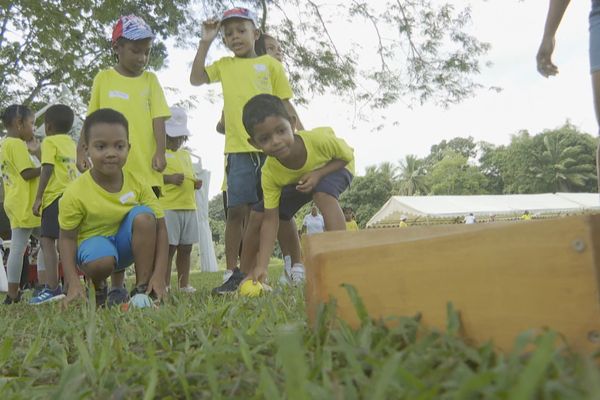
[0,0,490,116]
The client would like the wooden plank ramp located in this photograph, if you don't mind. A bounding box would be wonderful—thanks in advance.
[302,214,600,352]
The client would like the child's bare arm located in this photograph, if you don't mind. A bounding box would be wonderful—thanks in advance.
[190,19,220,86]
[20,167,41,181]
[249,208,279,283]
[32,164,53,216]
[537,0,571,77]
[59,228,86,306]
[152,117,167,173]
[296,159,348,193]
[147,218,168,300]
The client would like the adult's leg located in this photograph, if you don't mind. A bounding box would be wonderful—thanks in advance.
[313,192,346,231]
[6,228,32,299]
[175,244,193,288]
[591,71,600,189]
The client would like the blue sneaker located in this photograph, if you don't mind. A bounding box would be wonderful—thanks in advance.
[29,285,65,305]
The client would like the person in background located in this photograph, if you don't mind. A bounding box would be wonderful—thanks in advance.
[464,213,476,224]
[303,205,325,235]
[343,206,359,231]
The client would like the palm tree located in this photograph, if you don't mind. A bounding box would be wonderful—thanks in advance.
[531,134,595,192]
[397,154,429,195]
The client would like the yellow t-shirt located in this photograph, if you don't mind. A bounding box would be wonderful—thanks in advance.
[0,137,40,228]
[87,68,171,187]
[261,127,355,209]
[59,170,164,245]
[205,55,293,153]
[41,134,77,209]
[345,220,359,231]
[160,149,197,211]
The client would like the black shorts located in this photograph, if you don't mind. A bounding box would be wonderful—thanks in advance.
[252,168,353,220]
[41,197,60,239]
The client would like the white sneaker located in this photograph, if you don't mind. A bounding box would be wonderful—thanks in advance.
[290,264,305,285]
[179,286,196,293]
[222,269,233,283]
[279,257,293,286]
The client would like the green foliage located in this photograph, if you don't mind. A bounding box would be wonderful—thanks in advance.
[1,0,490,118]
[427,151,488,195]
[0,272,599,398]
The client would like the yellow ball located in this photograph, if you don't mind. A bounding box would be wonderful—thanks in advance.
[239,280,263,297]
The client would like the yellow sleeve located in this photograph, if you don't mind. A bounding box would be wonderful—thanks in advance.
[10,141,34,173]
[317,128,354,164]
[269,59,293,100]
[87,71,103,115]
[205,58,222,84]
[138,181,164,219]
[149,72,171,119]
[40,138,57,165]
[58,189,83,231]
[261,167,281,210]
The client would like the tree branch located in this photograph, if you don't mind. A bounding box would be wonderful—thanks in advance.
[0,4,12,51]
[259,0,268,31]
[305,0,342,59]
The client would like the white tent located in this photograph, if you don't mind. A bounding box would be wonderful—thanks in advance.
[367,193,600,227]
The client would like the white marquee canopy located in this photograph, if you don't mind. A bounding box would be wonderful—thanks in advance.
[367,193,600,227]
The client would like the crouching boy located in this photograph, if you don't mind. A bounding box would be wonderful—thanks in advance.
[239,94,354,283]
[60,109,168,306]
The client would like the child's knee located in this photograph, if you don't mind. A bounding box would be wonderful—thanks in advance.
[80,256,115,279]
[133,212,157,230]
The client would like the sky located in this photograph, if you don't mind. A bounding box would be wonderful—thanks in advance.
[154,0,594,198]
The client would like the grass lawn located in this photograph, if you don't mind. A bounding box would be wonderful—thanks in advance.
[1,262,600,399]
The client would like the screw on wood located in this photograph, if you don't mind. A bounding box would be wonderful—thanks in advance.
[572,239,586,253]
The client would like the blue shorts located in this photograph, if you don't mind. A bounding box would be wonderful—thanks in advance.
[77,206,154,271]
[590,0,600,72]
[252,168,353,220]
[226,153,266,208]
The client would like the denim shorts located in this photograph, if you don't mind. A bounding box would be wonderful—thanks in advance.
[252,168,353,220]
[590,0,600,72]
[77,205,154,271]
[226,152,266,208]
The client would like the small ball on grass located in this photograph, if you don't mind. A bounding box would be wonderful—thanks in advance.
[239,280,263,297]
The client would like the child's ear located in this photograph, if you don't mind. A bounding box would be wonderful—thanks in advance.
[247,137,261,150]
[290,115,298,132]
[253,28,260,41]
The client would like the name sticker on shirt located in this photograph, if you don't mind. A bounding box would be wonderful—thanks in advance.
[254,64,267,72]
[119,191,135,204]
[109,90,129,100]
[166,153,175,158]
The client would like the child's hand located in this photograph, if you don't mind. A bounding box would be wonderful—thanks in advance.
[296,171,323,193]
[152,152,167,173]
[147,275,167,301]
[32,198,42,217]
[194,179,203,190]
[246,266,267,284]
[61,282,86,308]
[201,19,221,43]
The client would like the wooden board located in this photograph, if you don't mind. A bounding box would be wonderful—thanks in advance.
[303,215,600,352]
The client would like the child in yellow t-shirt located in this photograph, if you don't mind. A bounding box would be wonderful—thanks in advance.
[0,105,41,304]
[343,207,359,231]
[59,109,168,307]
[80,14,171,293]
[240,94,354,283]
[160,107,202,292]
[30,105,77,304]
[190,8,302,294]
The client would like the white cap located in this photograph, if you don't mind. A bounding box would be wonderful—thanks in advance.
[400,215,407,221]
[165,107,190,137]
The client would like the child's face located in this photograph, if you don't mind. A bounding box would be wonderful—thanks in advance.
[114,38,152,76]
[222,19,259,58]
[85,123,130,176]
[166,136,185,151]
[248,115,295,159]
[343,210,352,221]
[264,36,282,62]
[17,115,35,141]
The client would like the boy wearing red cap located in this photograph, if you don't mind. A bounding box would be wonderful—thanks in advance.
[190,7,300,294]
[79,14,170,303]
